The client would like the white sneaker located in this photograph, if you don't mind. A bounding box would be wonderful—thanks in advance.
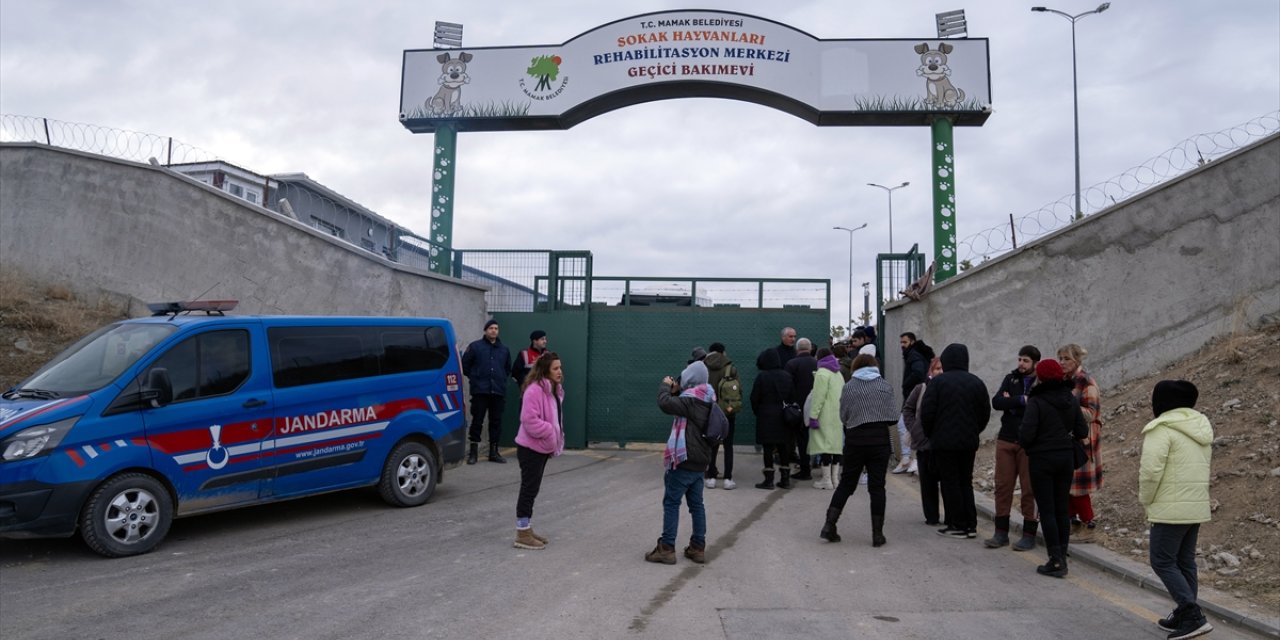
[892,460,911,474]
[722,479,736,490]
[859,472,868,485]
[705,478,717,489]
[908,459,918,475]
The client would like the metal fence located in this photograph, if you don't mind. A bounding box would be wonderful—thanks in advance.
[958,110,1280,263]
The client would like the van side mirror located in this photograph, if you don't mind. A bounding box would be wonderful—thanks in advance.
[141,368,173,408]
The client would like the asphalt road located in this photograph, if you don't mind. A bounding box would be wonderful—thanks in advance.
[0,448,1266,640]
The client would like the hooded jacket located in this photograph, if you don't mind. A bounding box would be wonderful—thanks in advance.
[1139,408,1213,524]
[1018,379,1087,454]
[750,348,792,445]
[704,351,734,389]
[657,382,714,472]
[919,344,991,451]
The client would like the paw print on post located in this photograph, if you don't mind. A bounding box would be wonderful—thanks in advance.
[940,205,953,218]
[937,165,950,179]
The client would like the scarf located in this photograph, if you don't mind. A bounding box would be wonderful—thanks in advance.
[818,354,840,372]
[663,383,715,470]
[853,366,881,381]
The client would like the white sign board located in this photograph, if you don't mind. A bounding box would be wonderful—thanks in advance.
[400,10,991,132]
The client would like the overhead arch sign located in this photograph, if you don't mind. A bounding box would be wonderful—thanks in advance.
[399,10,991,132]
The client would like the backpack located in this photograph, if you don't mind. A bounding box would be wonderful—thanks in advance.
[716,364,743,414]
[704,402,730,443]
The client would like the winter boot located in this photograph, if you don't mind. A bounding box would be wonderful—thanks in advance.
[984,516,1011,548]
[871,515,887,547]
[1036,546,1068,578]
[1013,520,1038,551]
[830,463,842,488]
[1166,603,1212,640]
[813,465,832,490]
[488,443,507,464]
[820,507,842,542]
[513,528,545,550]
[777,467,793,490]
[528,528,549,545]
[466,442,478,465]
[683,540,706,564]
[645,538,676,565]
[755,468,776,490]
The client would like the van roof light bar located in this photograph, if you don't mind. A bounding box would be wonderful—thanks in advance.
[147,300,239,317]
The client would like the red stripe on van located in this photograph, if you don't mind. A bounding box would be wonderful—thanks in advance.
[66,449,85,467]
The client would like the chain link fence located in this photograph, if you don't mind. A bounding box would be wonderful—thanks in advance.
[959,111,1280,263]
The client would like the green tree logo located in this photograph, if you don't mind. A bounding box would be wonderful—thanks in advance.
[526,55,562,92]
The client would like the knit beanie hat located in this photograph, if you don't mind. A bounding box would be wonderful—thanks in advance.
[689,346,707,363]
[483,319,499,330]
[1035,359,1064,381]
[680,361,709,389]
[529,329,547,341]
[1151,380,1198,418]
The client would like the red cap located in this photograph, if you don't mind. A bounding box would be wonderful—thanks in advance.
[1035,359,1065,381]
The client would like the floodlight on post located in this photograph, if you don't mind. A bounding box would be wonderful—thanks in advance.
[867,182,909,253]
[936,10,968,38]
[833,223,868,335]
[434,21,464,48]
[1031,3,1110,218]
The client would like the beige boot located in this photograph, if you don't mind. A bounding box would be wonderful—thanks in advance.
[830,463,843,487]
[529,528,549,545]
[813,465,832,489]
[514,528,545,550]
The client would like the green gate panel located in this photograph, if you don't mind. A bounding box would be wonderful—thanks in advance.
[491,311,590,449]
[585,308,829,445]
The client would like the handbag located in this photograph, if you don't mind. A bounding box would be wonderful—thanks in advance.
[1072,439,1089,469]
[782,402,803,426]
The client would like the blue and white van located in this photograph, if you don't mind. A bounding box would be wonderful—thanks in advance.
[0,301,467,557]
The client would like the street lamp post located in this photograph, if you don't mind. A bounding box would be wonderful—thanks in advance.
[1032,3,1110,217]
[867,182,909,253]
[833,223,868,335]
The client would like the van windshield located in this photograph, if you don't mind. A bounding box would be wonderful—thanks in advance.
[15,323,177,397]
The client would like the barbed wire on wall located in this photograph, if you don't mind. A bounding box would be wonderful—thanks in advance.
[0,113,449,268]
[958,110,1280,264]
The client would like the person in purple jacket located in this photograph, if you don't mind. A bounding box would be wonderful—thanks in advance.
[512,352,565,551]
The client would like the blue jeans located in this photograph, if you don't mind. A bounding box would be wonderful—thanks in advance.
[1150,523,1200,608]
[661,468,706,547]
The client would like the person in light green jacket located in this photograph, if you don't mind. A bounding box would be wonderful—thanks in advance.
[1139,380,1214,640]
[806,348,844,489]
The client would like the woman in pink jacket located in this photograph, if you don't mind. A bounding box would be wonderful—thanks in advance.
[513,352,565,550]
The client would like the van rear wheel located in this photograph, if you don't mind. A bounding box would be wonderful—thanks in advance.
[79,473,173,558]
[379,441,436,507]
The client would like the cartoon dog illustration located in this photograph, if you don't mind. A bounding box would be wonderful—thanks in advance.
[914,42,966,109]
[428,52,472,117]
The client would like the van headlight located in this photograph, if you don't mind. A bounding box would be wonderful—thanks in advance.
[1,417,78,462]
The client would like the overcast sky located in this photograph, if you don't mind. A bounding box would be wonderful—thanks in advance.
[2,1,1277,329]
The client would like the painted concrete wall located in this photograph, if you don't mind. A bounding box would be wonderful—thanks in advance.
[883,134,1280,427]
[0,144,488,339]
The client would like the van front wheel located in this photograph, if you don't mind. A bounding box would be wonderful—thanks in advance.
[79,473,173,558]
[379,441,436,507]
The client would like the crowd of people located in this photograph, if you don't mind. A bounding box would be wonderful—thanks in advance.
[459,319,1216,640]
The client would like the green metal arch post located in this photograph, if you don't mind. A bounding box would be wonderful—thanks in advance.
[930,117,959,282]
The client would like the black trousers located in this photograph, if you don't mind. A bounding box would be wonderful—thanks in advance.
[516,445,550,520]
[761,442,791,469]
[1029,449,1074,550]
[934,449,977,531]
[468,393,505,445]
[706,413,736,480]
[916,449,944,525]
[793,426,811,473]
[828,443,892,517]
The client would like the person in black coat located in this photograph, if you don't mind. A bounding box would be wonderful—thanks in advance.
[919,343,991,538]
[460,319,512,464]
[899,332,935,398]
[750,347,793,490]
[783,338,818,480]
[1020,358,1089,578]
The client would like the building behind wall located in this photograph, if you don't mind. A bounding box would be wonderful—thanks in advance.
[170,161,275,207]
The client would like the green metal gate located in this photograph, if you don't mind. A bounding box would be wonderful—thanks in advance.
[455,252,830,447]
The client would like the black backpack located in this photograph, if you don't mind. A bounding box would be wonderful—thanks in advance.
[704,403,730,443]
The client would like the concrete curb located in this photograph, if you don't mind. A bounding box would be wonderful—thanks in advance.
[973,493,1280,639]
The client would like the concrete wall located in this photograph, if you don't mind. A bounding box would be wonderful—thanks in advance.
[884,133,1280,421]
[0,144,488,339]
